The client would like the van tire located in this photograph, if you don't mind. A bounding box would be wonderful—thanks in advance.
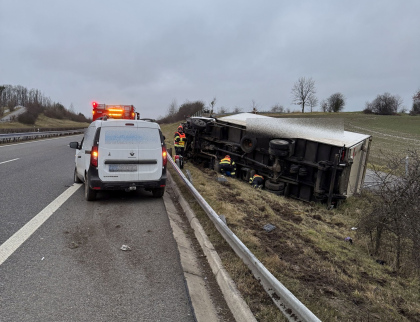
[85,174,96,201]
[152,187,165,198]
[74,168,82,183]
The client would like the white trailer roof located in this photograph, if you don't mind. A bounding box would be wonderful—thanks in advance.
[217,113,371,148]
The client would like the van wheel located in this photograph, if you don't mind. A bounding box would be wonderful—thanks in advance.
[85,174,96,201]
[152,187,165,198]
[74,168,82,183]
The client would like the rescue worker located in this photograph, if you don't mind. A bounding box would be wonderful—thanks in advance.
[174,125,186,156]
[219,155,236,177]
[249,173,264,189]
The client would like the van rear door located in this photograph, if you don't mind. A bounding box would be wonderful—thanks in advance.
[98,122,163,182]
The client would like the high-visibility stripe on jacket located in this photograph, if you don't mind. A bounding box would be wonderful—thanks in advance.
[174,132,186,147]
[220,157,232,165]
[249,174,264,184]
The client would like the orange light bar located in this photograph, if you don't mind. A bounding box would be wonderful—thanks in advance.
[108,108,123,112]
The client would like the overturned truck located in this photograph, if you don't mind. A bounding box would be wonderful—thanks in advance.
[181,113,372,207]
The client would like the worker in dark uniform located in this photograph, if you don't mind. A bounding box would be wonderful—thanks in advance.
[174,125,186,156]
[219,155,236,177]
[249,174,264,189]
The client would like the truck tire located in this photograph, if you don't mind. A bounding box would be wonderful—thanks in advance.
[265,180,285,191]
[240,136,257,154]
[190,118,207,130]
[269,139,290,151]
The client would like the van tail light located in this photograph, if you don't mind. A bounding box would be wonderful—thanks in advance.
[91,146,99,167]
[162,146,167,167]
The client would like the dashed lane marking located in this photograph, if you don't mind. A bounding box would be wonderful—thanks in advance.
[0,158,19,165]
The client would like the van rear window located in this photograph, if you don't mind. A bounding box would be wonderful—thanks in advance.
[103,128,160,148]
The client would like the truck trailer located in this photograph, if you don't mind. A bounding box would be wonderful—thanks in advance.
[181,113,372,207]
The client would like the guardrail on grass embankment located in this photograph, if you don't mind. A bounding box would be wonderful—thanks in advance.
[168,155,321,322]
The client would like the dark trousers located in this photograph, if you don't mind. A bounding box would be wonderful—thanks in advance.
[175,147,184,156]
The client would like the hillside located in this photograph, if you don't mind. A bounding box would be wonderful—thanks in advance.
[0,113,90,130]
[160,113,420,321]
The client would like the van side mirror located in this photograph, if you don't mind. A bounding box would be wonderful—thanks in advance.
[69,142,79,149]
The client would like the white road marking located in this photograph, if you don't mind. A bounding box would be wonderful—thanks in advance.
[0,158,19,165]
[0,184,82,266]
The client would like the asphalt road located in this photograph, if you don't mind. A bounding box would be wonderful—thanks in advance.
[0,136,195,321]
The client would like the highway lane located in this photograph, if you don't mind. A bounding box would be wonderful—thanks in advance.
[0,135,84,244]
[0,136,195,321]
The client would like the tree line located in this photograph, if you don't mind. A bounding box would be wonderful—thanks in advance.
[158,79,420,122]
[0,84,90,124]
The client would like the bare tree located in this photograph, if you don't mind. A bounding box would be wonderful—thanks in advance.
[410,88,420,115]
[250,100,259,113]
[210,97,216,114]
[308,95,318,112]
[218,106,228,114]
[291,77,316,113]
[270,104,284,113]
[358,150,420,274]
[233,106,243,113]
[320,99,328,112]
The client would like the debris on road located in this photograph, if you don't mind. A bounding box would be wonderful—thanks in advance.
[263,223,276,232]
[120,245,132,251]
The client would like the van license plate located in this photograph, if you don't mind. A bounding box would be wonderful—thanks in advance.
[109,164,137,172]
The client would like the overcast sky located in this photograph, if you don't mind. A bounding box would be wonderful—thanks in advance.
[1,0,419,119]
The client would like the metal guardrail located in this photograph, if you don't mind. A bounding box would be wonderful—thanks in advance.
[0,129,85,144]
[168,156,321,322]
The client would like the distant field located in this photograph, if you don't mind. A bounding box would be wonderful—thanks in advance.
[0,113,90,129]
[258,112,420,167]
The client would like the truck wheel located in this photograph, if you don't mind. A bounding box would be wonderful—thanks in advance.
[240,136,257,153]
[269,139,290,151]
[152,187,165,198]
[84,173,96,201]
[265,180,285,191]
[190,118,207,129]
[74,168,82,183]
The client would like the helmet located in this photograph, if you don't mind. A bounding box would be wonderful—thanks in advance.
[178,125,183,131]
[225,155,230,159]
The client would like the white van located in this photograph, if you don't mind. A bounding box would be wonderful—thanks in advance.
[70,119,167,201]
